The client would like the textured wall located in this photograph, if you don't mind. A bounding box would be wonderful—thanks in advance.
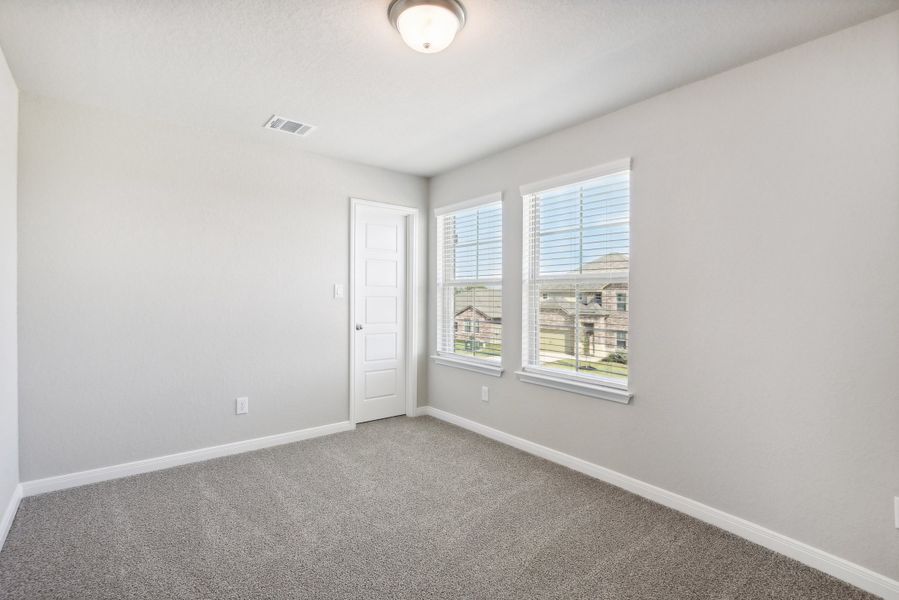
[428,13,899,579]
[17,94,427,480]
[0,44,18,526]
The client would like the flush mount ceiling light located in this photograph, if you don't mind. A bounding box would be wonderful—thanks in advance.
[388,0,467,54]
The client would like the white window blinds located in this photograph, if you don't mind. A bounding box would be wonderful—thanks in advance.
[522,165,630,388]
[436,196,502,362]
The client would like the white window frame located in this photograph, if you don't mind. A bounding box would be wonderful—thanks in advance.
[516,159,633,404]
[431,192,504,377]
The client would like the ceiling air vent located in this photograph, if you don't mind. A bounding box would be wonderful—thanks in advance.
[263,115,315,137]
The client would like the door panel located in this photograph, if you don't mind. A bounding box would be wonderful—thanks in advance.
[365,259,397,287]
[354,205,407,423]
[365,296,397,323]
[365,333,397,362]
[365,223,398,251]
[364,369,397,399]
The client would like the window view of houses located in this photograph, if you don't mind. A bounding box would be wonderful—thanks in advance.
[534,251,629,380]
[453,253,629,380]
[453,285,502,359]
[441,200,503,361]
[445,171,629,384]
[527,170,630,382]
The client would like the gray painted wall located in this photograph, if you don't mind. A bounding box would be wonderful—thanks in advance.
[18,94,428,481]
[0,45,18,519]
[428,13,899,579]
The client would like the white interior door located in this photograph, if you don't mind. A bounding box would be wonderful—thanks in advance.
[353,205,407,423]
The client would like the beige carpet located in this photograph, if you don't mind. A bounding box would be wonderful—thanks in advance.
[0,416,877,599]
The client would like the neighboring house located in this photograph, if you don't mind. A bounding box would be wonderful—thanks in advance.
[453,286,502,353]
[454,306,501,345]
[537,282,628,359]
[454,254,629,361]
[538,253,629,360]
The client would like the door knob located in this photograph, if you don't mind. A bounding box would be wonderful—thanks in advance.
[355,324,363,331]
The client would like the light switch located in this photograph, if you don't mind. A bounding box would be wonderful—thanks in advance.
[334,284,344,299]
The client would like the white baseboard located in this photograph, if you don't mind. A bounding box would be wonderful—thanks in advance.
[419,406,899,600]
[21,421,356,498]
[0,483,23,552]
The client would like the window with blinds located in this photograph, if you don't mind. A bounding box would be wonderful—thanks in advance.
[436,195,502,363]
[522,164,630,389]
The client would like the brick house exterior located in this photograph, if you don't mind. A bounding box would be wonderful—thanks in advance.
[537,253,628,360]
[453,305,502,348]
[536,282,628,359]
[452,254,628,361]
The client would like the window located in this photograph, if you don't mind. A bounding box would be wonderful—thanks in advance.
[519,159,631,402]
[434,194,503,375]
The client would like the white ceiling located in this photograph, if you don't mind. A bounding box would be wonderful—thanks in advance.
[0,0,896,176]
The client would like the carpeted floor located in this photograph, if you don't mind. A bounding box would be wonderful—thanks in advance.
[0,416,877,599]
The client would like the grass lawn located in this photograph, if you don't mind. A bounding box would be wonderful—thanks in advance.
[545,357,627,380]
[454,339,502,359]
[450,339,625,379]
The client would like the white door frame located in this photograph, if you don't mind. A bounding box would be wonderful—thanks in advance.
[349,198,419,425]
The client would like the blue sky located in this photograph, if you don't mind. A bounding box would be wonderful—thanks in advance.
[452,171,630,280]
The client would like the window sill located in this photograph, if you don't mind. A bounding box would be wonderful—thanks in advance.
[514,368,632,404]
[431,354,504,377]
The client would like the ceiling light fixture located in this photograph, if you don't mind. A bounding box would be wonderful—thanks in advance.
[388,0,467,54]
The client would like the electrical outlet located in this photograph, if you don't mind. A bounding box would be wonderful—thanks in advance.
[481,386,489,402]
[894,497,899,529]
[235,396,249,415]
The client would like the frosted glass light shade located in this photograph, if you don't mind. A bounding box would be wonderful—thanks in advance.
[389,0,467,54]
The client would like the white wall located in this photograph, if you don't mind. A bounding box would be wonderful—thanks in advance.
[17,94,428,481]
[428,12,899,580]
[0,45,19,524]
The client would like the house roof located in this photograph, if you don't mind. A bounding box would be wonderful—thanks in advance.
[539,253,629,291]
[452,255,628,319]
[455,306,499,322]
[454,287,502,320]
[584,253,629,273]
